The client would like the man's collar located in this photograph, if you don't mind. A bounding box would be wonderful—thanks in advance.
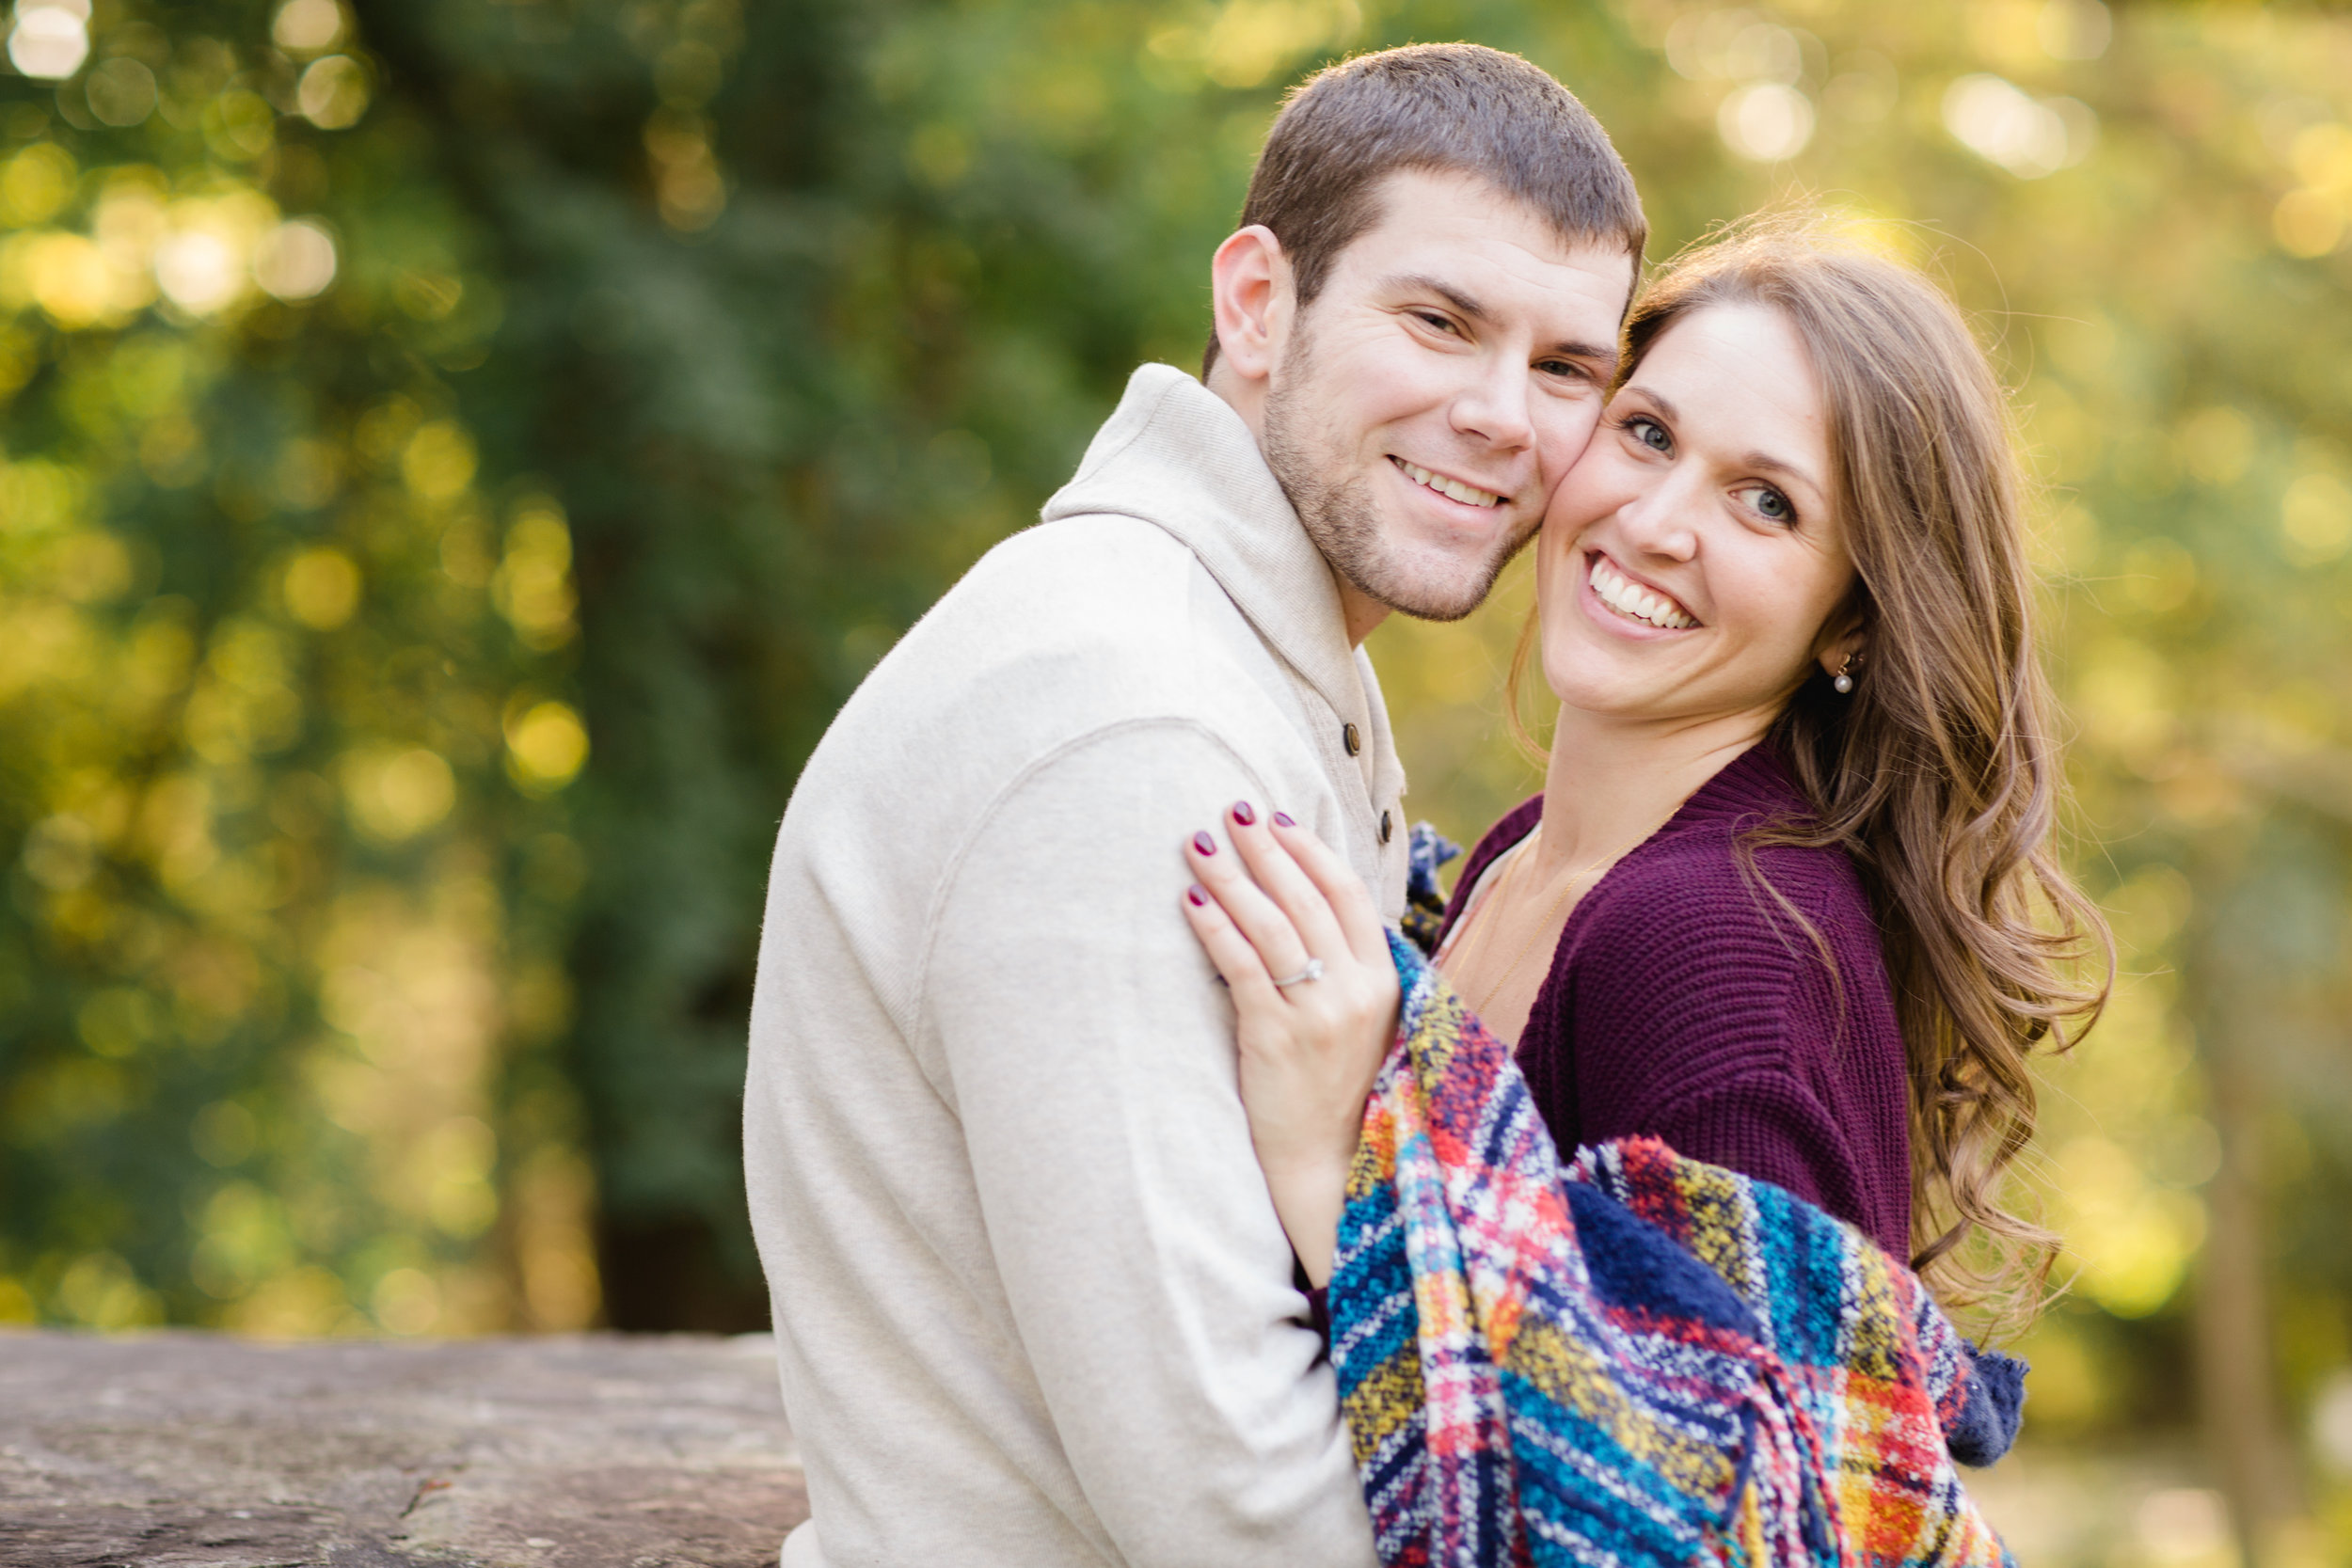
[1041,364,1362,718]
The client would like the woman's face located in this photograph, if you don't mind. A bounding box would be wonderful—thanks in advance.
[1534,302,1859,729]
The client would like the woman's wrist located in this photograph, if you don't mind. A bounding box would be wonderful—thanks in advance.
[1258,1148,1354,1288]
[1250,1117,1360,1192]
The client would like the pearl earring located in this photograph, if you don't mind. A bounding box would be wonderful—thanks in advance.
[1833,654,1857,695]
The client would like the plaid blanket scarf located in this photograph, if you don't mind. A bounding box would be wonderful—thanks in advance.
[1327,926,2019,1567]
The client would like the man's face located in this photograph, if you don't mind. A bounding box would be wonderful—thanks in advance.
[1258,169,1635,627]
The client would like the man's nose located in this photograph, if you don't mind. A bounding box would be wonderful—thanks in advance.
[1449,353,1534,454]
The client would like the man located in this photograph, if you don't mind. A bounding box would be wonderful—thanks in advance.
[745,43,1645,1568]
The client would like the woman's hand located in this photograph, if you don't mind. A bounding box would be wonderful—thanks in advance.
[1182,802,1400,1288]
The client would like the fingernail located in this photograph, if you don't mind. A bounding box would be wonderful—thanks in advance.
[1232,800,1256,826]
[1272,811,1295,828]
[1192,832,1216,856]
[1186,884,1208,907]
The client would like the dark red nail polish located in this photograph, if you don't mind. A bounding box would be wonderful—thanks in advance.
[1232,800,1256,826]
[1186,884,1208,907]
[1192,832,1216,856]
[1273,811,1295,828]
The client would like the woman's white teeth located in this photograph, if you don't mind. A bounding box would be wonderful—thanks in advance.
[1397,459,1501,508]
[1588,556,1694,629]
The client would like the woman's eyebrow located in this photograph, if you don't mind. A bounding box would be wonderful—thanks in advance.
[1738,450,1823,497]
[1630,386,1822,495]
[1624,386,1676,421]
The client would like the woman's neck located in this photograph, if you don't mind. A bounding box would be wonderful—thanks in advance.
[1530,704,1778,879]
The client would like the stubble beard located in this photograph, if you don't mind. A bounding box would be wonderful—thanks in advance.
[1259,329,1534,626]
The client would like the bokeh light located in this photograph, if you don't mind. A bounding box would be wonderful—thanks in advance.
[84,58,156,127]
[153,230,245,315]
[296,55,368,129]
[1942,73,2095,178]
[253,219,338,301]
[8,1,90,81]
[2036,0,2112,61]
[281,547,362,630]
[505,704,588,793]
[1717,82,1813,162]
[272,0,345,55]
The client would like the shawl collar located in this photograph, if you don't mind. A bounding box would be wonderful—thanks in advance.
[1041,364,1368,730]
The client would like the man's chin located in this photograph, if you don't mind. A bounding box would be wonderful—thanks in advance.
[1349,535,1530,624]
[1351,562,1506,624]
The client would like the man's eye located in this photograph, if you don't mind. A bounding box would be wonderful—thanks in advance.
[1414,311,1456,334]
[1537,359,1585,380]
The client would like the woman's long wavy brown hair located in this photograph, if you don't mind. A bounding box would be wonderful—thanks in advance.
[1520,225,2114,1329]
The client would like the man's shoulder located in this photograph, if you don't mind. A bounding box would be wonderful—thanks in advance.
[882,513,1216,720]
[784,512,1301,833]
[943,511,1199,638]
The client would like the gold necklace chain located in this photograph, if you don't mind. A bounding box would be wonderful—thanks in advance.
[1458,823,1644,1022]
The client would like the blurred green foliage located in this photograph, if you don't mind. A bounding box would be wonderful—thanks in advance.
[3,0,2352,1560]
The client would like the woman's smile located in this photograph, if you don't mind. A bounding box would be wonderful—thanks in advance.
[1581,549,1697,632]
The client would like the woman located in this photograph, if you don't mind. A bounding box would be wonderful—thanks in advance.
[1180,227,2111,1331]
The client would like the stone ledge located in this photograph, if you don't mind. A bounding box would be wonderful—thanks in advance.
[0,1329,806,1568]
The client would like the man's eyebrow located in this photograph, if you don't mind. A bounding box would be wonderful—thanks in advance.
[1547,341,1619,372]
[1385,273,1488,322]
[1387,273,1619,368]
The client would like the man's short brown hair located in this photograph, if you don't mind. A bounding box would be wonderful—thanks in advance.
[1204,43,1646,373]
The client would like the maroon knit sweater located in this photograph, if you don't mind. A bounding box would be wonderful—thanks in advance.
[1435,744,1915,1259]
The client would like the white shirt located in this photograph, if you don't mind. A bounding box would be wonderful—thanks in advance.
[744,364,1406,1568]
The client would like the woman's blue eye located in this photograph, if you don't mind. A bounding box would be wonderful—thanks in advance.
[1631,417,1670,452]
[1739,484,1794,523]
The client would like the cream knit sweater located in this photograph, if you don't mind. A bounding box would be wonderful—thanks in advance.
[745,365,1406,1568]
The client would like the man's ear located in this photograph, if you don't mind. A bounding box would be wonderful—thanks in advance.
[1209,225,1291,388]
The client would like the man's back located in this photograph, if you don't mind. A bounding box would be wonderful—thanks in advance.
[746,367,1404,1568]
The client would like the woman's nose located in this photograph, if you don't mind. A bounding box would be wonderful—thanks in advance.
[1614,475,1702,561]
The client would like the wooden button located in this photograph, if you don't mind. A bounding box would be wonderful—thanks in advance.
[1379,810,1392,844]
[1343,722,1361,756]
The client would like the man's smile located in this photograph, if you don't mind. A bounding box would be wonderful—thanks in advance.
[1389,454,1506,510]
